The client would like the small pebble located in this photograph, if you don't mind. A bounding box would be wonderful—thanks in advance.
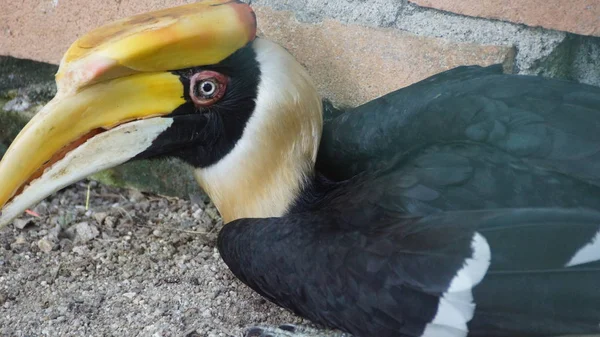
[128,190,145,203]
[13,236,27,245]
[104,216,117,228]
[72,245,90,256]
[123,292,137,299]
[93,212,108,224]
[37,238,55,253]
[72,222,99,244]
[13,219,32,230]
[192,209,203,220]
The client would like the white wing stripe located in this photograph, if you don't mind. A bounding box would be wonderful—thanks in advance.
[420,232,491,337]
[565,228,600,267]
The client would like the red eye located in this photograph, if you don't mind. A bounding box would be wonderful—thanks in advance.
[190,71,228,107]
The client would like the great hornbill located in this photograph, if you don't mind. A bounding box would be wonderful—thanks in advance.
[1,1,599,336]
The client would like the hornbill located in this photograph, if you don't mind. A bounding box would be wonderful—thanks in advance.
[1,1,600,336]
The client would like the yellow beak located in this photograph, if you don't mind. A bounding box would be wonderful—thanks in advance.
[0,0,256,226]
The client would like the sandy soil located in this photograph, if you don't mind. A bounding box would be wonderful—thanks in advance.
[0,180,309,337]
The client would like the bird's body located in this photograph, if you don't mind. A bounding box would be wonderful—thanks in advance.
[220,64,600,337]
[1,3,599,336]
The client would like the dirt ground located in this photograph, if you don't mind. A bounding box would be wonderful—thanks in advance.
[0,180,310,337]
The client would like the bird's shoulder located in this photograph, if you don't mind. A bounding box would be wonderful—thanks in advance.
[318,65,600,185]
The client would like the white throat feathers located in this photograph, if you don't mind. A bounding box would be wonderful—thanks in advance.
[194,38,323,223]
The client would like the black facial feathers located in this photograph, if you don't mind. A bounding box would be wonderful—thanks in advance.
[135,41,261,168]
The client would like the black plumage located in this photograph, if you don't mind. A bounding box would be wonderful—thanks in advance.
[220,208,600,337]
[219,65,600,337]
[136,44,262,168]
[2,5,597,336]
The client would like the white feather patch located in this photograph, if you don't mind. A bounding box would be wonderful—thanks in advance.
[0,118,173,227]
[194,38,322,222]
[421,233,491,337]
[565,228,600,267]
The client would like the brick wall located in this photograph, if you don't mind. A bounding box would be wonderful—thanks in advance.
[409,0,600,37]
[1,0,599,108]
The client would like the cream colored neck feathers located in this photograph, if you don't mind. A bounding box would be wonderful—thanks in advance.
[194,38,323,223]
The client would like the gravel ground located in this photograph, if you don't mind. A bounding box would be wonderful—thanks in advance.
[0,180,307,337]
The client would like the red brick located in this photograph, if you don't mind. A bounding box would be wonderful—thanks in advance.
[255,7,514,106]
[0,1,514,106]
[409,0,600,37]
[0,0,195,64]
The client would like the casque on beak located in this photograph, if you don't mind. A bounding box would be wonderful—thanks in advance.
[0,0,256,227]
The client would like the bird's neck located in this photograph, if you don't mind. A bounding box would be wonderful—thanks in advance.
[194,38,323,223]
[193,76,321,224]
[194,145,316,223]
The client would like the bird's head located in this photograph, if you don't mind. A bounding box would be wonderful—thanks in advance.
[0,0,323,226]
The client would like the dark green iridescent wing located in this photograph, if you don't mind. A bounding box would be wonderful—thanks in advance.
[318,65,600,187]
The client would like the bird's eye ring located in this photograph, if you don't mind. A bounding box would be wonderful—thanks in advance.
[190,71,228,107]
